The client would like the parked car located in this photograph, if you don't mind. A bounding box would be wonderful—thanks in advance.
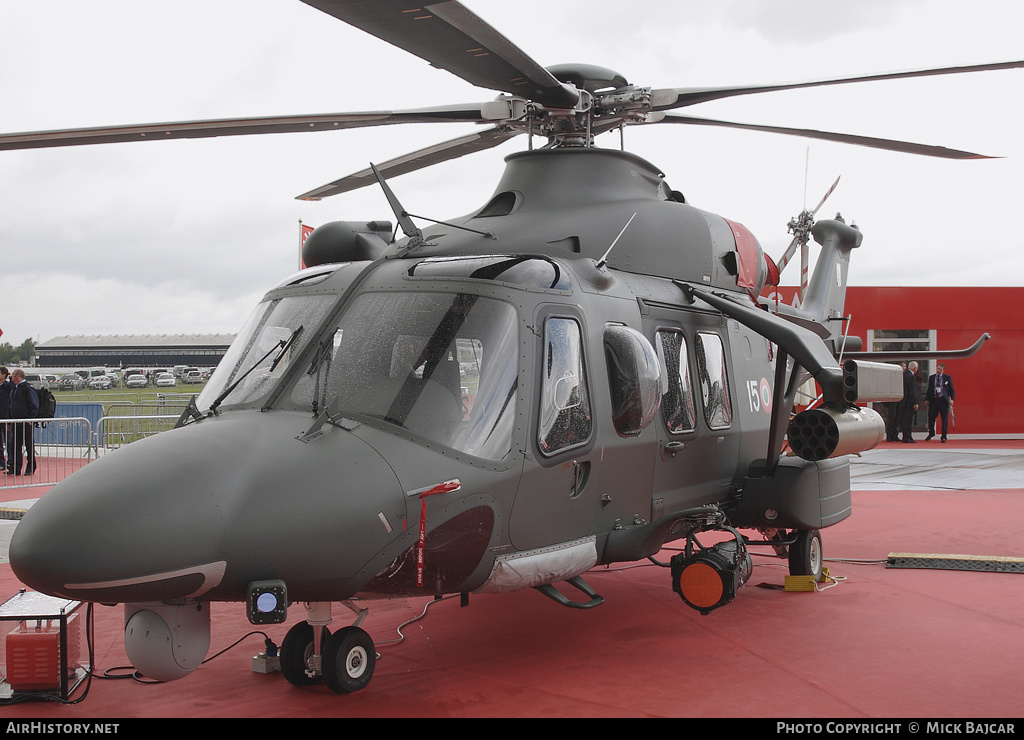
[154,372,176,388]
[125,374,148,389]
[182,371,204,384]
[58,373,86,392]
[24,373,48,389]
[89,375,114,390]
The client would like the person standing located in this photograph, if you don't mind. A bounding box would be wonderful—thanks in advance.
[885,362,905,442]
[0,367,11,472]
[925,363,955,442]
[900,361,921,443]
[8,368,39,475]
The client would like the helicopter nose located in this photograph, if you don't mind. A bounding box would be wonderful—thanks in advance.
[10,422,241,602]
[10,412,403,603]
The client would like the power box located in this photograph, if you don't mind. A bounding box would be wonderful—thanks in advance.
[1,590,89,701]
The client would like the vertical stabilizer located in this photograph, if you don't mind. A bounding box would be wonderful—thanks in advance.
[800,218,862,344]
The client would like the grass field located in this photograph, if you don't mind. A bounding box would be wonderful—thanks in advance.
[52,382,205,403]
[50,383,208,445]
[52,382,206,423]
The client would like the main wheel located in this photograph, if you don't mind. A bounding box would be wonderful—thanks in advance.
[322,626,376,694]
[281,622,331,686]
[788,529,824,582]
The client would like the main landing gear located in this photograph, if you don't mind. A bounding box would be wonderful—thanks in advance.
[280,601,376,694]
[761,528,824,582]
[788,529,824,582]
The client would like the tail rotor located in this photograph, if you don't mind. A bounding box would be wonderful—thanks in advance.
[776,175,841,300]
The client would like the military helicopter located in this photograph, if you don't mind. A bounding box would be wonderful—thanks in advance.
[4,1,1009,695]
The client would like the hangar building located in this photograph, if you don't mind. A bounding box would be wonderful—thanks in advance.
[35,334,235,369]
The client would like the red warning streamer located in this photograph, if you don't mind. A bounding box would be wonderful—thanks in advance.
[417,480,462,587]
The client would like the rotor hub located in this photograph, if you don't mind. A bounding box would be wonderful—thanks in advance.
[546,64,629,94]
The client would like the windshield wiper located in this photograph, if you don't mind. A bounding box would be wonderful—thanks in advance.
[208,325,303,414]
[270,325,304,373]
[307,334,336,416]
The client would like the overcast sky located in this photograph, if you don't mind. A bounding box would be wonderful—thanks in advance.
[2,0,1022,346]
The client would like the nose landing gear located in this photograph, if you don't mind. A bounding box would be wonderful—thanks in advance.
[280,601,376,694]
[322,626,376,694]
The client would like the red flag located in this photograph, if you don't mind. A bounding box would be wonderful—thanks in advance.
[299,223,315,269]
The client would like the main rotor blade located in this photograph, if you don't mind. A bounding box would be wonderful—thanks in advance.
[301,0,579,109]
[0,104,508,151]
[655,114,995,159]
[296,125,521,200]
[651,59,1024,110]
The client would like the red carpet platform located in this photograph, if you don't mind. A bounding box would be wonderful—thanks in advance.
[2,441,1023,718]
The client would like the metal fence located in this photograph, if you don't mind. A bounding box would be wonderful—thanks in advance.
[96,414,181,450]
[57,392,143,405]
[1,409,182,491]
[1,417,94,490]
[106,399,192,419]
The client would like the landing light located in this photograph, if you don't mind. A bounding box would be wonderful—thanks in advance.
[247,580,288,625]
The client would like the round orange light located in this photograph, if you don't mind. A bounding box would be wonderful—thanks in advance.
[678,562,724,609]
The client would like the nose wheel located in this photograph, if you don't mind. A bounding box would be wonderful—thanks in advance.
[281,622,332,686]
[279,602,377,694]
[323,626,376,694]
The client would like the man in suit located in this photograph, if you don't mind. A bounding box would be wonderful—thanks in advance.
[884,362,905,442]
[8,368,39,475]
[0,367,11,471]
[899,361,922,443]
[925,362,955,442]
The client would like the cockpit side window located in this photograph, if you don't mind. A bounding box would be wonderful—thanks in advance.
[656,329,697,434]
[695,331,732,430]
[538,317,592,455]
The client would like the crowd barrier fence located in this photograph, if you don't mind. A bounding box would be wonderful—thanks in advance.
[1,411,181,491]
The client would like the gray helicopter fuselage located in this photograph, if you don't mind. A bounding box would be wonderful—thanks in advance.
[10,148,786,607]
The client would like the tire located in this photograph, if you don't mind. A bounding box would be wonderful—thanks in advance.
[322,626,376,694]
[281,622,331,686]
[788,529,824,582]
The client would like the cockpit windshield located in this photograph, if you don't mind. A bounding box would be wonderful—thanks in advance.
[197,295,334,412]
[291,291,519,460]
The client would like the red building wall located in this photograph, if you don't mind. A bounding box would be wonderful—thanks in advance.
[764,287,1023,438]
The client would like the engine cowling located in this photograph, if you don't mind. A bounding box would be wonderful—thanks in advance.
[301,221,391,267]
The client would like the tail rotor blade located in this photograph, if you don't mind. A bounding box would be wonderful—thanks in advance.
[812,176,841,216]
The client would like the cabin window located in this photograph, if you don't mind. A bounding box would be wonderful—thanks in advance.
[656,329,697,434]
[695,332,732,430]
[538,317,592,455]
[604,325,663,437]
